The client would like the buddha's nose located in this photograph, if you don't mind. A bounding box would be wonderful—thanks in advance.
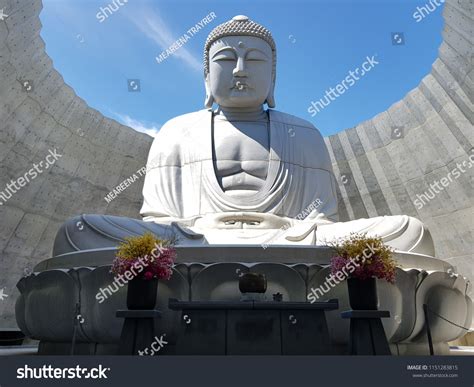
[233,57,248,77]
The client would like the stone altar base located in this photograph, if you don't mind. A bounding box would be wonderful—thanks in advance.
[15,246,472,355]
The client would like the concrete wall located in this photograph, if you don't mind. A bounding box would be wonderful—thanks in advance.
[0,0,472,328]
[325,0,472,286]
[0,0,151,327]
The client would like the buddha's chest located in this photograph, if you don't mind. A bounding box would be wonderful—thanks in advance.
[212,120,270,189]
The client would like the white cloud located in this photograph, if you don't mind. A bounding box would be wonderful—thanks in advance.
[126,6,202,71]
[114,112,161,137]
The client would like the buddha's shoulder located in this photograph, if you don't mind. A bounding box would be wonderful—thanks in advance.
[270,110,331,169]
[159,109,210,134]
[269,110,320,132]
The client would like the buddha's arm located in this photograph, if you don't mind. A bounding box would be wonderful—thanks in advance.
[140,119,186,220]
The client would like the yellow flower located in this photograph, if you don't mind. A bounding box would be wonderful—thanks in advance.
[116,232,170,260]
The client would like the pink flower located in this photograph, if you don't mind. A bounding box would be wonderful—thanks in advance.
[330,254,396,284]
[111,246,177,281]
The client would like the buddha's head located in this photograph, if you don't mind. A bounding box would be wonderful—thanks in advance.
[204,15,276,109]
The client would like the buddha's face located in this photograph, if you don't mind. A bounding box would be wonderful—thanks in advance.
[207,36,273,108]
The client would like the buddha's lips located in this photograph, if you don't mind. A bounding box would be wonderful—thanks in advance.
[231,81,250,90]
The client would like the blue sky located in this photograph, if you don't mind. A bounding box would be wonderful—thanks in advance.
[40,0,444,137]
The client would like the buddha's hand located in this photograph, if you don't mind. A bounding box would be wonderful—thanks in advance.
[280,214,334,242]
[280,222,318,242]
[193,212,292,229]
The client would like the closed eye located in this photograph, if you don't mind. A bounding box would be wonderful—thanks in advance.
[212,49,237,62]
[246,49,268,62]
[213,55,236,61]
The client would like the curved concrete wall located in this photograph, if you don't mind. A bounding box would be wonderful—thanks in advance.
[0,0,152,326]
[325,0,472,284]
[0,0,472,328]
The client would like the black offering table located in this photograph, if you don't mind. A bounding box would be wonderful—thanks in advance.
[168,298,338,355]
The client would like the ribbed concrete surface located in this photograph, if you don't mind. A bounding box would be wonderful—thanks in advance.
[325,0,473,291]
[0,0,472,328]
[0,0,151,326]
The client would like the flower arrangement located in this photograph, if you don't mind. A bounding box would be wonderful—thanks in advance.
[329,233,397,283]
[111,232,176,281]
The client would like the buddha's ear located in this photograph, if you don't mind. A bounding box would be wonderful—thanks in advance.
[266,79,276,108]
[204,74,214,108]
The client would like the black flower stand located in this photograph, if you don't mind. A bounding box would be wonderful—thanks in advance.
[116,278,161,355]
[341,310,391,355]
[116,309,162,355]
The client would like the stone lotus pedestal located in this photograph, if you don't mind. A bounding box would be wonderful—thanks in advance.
[16,245,472,355]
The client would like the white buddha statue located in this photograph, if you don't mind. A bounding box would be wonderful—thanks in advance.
[53,15,434,257]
